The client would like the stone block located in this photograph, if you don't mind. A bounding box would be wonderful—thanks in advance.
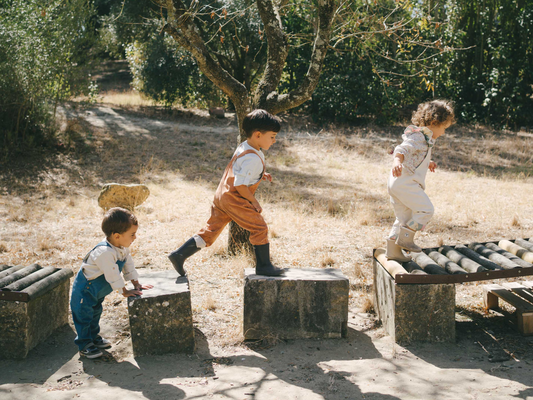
[127,271,194,356]
[98,183,150,211]
[0,277,71,359]
[373,259,456,344]
[243,268,349,340]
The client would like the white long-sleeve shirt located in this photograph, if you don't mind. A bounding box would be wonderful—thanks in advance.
[81,239,139,290]
[393,125,435,175]
[232,141,265,186]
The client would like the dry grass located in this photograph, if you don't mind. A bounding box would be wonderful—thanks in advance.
[2,102,533,348]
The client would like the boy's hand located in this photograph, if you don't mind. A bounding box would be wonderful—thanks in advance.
[262,172,272,182]
[134,283,154,290]
[252,200,262,213]
[392,158,403,177]
[122,288,143,298]
[429,161,437,172]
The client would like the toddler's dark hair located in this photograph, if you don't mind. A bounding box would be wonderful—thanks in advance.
[242,109,281,138]
[412,100,455,127]
[102,207,138,238]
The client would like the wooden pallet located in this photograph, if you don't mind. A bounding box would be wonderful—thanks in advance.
[483,281,533,335]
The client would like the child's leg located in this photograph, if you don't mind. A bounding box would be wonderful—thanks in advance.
[388,197,412,240]
[389,181,434,232]
[169,203,231,276]
[221,203,283,276]
[89,298,105,342]
[71,290,97,351]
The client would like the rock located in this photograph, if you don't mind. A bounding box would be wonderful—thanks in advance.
[127,271,195,356]
[98,183,150,211]
[243,268,349,340]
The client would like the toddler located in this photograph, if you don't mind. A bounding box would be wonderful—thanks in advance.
[70,207,153,358]
[386,100,455,261]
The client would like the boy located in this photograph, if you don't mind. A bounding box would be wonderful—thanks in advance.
[169,109,284,277]
[70,207,153,359]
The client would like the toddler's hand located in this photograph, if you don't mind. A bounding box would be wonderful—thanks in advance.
[392,159,403,177]
[134,284,154,291]
[122,288,143,298]
[262,172,273,182]
[252,200,262,213]
[429,161,437,172]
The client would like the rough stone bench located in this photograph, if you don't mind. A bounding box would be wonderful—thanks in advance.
[243,268,349,340]
[127,271,194,356]
[0,264,73,359]
[483,281,533,335]
[373,238,533,344]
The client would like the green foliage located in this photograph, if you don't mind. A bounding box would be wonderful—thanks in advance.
[0,0,96,158]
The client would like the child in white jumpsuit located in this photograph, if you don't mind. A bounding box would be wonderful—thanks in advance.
[386,100,455,262]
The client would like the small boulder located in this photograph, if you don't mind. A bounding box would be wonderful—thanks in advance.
[98,183,150,211]
[208,107,225,119]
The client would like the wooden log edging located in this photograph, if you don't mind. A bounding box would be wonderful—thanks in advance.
[425,250,468,274]
[438,246,486,273]
[374,248,408,277]
[489,242,533,268]
[498,240,533,265]
[469,243,521,270]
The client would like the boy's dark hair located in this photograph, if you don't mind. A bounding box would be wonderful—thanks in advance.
[412,99,455,127]
[102,207,138,238]
[242,109,281,138]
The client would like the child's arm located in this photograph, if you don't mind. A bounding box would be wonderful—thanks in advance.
[392,153,404,177]
[262,172,272,182]
[429,160,437,172]
[235,184,262,213]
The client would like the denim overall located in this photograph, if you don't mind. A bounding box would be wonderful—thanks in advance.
[70,241,125,351]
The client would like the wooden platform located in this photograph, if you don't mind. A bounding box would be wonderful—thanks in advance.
[483,281,533,335]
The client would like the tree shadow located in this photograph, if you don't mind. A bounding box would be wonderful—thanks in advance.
[403,306,533,397]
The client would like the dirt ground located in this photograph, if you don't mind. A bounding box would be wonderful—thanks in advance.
[2,63,533,399]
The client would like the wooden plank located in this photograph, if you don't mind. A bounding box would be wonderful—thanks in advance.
[517,313,533,335]
[483,285,499,309]
[501,282,533,305]
[485,285,533,312]
[522,281,533,289]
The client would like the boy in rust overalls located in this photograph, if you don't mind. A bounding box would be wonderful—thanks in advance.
[168,109,284,277]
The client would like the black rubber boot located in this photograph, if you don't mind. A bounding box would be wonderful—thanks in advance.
[254,243,284,276]
[168,238,201,276]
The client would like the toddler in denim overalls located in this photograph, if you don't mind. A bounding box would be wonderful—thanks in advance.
[70,207,153,359]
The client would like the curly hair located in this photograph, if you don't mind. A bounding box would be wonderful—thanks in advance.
[411,100,455,127]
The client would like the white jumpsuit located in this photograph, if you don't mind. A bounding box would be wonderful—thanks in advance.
[387,138,434,240]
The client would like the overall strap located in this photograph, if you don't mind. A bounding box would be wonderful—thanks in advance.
[82,241,111,263]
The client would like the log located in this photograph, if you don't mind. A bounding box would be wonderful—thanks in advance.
[24,268,73,300]
[425,250,468,274]
[0,265,12,273]
[3,267,57,292]
[453,245,502,270]
[498,240,533,264]
[515,239,533,253]
[0,265,25,280]
[0,264,41,288]
[468,242,520,270]
[488,242,533,268]
[374,248,408,277]
[411,252,449,275]
[439,246,487,273]
[402,261,427,275]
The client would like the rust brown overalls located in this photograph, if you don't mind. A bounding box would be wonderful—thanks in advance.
[197,150,269,247]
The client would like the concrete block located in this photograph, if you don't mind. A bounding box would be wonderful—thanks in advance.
[373,259,456,344]
[243,268,349,340]
[0,278,70,359]
[127,271,194,356]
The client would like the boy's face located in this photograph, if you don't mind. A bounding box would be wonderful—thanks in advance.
[113,224,138,248]
[255,130,278,150]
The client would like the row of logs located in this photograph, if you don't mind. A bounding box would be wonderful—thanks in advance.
[376,238,533,278]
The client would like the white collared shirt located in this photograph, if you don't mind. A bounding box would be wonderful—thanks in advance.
[232,141,265,186]
[80,239,139,290]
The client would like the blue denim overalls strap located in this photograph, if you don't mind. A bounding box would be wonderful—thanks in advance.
[70,241,126,351]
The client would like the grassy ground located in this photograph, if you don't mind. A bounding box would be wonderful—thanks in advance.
[2,62,533,354]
